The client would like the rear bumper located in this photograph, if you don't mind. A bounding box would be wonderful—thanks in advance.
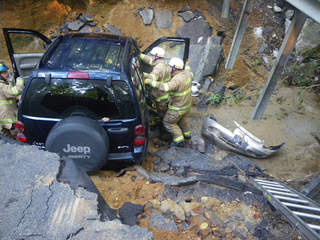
[107,149,146,164]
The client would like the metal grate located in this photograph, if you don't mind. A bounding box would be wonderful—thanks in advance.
[252,178,320,240]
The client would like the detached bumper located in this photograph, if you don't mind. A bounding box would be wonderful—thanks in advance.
[202,115,284,159]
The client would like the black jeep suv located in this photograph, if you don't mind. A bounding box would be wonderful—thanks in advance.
[3,28,189,172]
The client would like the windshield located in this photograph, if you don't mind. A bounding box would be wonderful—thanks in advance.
[22,78,136,120]
[41,37,124,71]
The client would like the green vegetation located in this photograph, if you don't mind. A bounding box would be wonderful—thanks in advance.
[284,45,320,88]
[208,93,223,105]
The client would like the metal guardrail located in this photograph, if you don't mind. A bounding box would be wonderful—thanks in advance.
[286,0,320,24]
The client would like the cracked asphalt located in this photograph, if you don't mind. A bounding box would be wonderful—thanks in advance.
[0,140,153,240]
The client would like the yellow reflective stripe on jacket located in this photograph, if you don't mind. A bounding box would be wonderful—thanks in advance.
[156,94,169,102]
[168,103,192,112]
[149,80,158,88]
[0,100,15,105]
[0,118,17,124]
[170,88,191,97]
[149,73,157,81]
[140,54,153,65]
[11,86,19,96]
[173,135,184,143]
[184,131,191,137]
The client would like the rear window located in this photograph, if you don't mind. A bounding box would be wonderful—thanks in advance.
[41,37,124,71]
[22,78,136,120]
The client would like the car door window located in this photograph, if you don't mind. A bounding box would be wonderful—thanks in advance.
[9,33,48,54]
[143,38,190,67]
[147,41,185,63]
[130,57,144,103]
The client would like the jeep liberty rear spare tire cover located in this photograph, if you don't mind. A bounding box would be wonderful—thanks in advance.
[45,116,109,172]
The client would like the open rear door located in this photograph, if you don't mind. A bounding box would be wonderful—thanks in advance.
[142,37,190,73]
[3,28,51,82]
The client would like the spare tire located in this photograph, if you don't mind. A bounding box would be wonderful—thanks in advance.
[45,116,109,173]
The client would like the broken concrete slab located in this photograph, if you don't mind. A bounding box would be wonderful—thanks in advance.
[189,36,224,83]
[154,147,267,178]
[139,8,154,25]
[0,141,152,240]
[176,18,212,44]
[73,220,153,240]
[155,10,173,29]
[178,5,191,13]
[119,202,144,226]
[59,157,117,221]
[193,9,206,20]
[80,25,92,33]
[67,20,85,31]
[106,25,121,35]
[149,213,178,232]
[179,11,195,22]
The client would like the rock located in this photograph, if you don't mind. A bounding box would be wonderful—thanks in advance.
[149,213,178,232]
[179,201,200,217]
[67,20,85,31]
[179,11,195,22]
[80,25,92,33]
[176,18,212,44]
[107,25,121,35]
[178,6,191,13]
[190,133,206,153]
[296,18,320,53]
[119,202,144,226]
[285,10,294,19]
[155,10,173,29]
[138,8,154,25]
[160,199,185,221]
[201,196,221,209]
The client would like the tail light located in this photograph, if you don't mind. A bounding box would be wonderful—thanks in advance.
[14,121,27,143]
[134,124,146,146]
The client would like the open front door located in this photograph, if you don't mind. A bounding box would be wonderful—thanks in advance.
[3,28,51,82]
[142,37,190,73]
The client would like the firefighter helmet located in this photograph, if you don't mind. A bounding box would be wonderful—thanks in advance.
[150,47,165,58]
[169,57,184,70]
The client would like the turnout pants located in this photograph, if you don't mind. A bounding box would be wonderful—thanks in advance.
[163,109,191,143]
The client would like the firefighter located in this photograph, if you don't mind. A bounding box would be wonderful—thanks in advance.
[0,62,24,138]
[144,57,193,147]
[140,47,172,119]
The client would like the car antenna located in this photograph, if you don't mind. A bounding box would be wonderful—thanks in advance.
[45,73,51,85]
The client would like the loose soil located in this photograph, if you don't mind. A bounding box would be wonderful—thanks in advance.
[1,0,319,239]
